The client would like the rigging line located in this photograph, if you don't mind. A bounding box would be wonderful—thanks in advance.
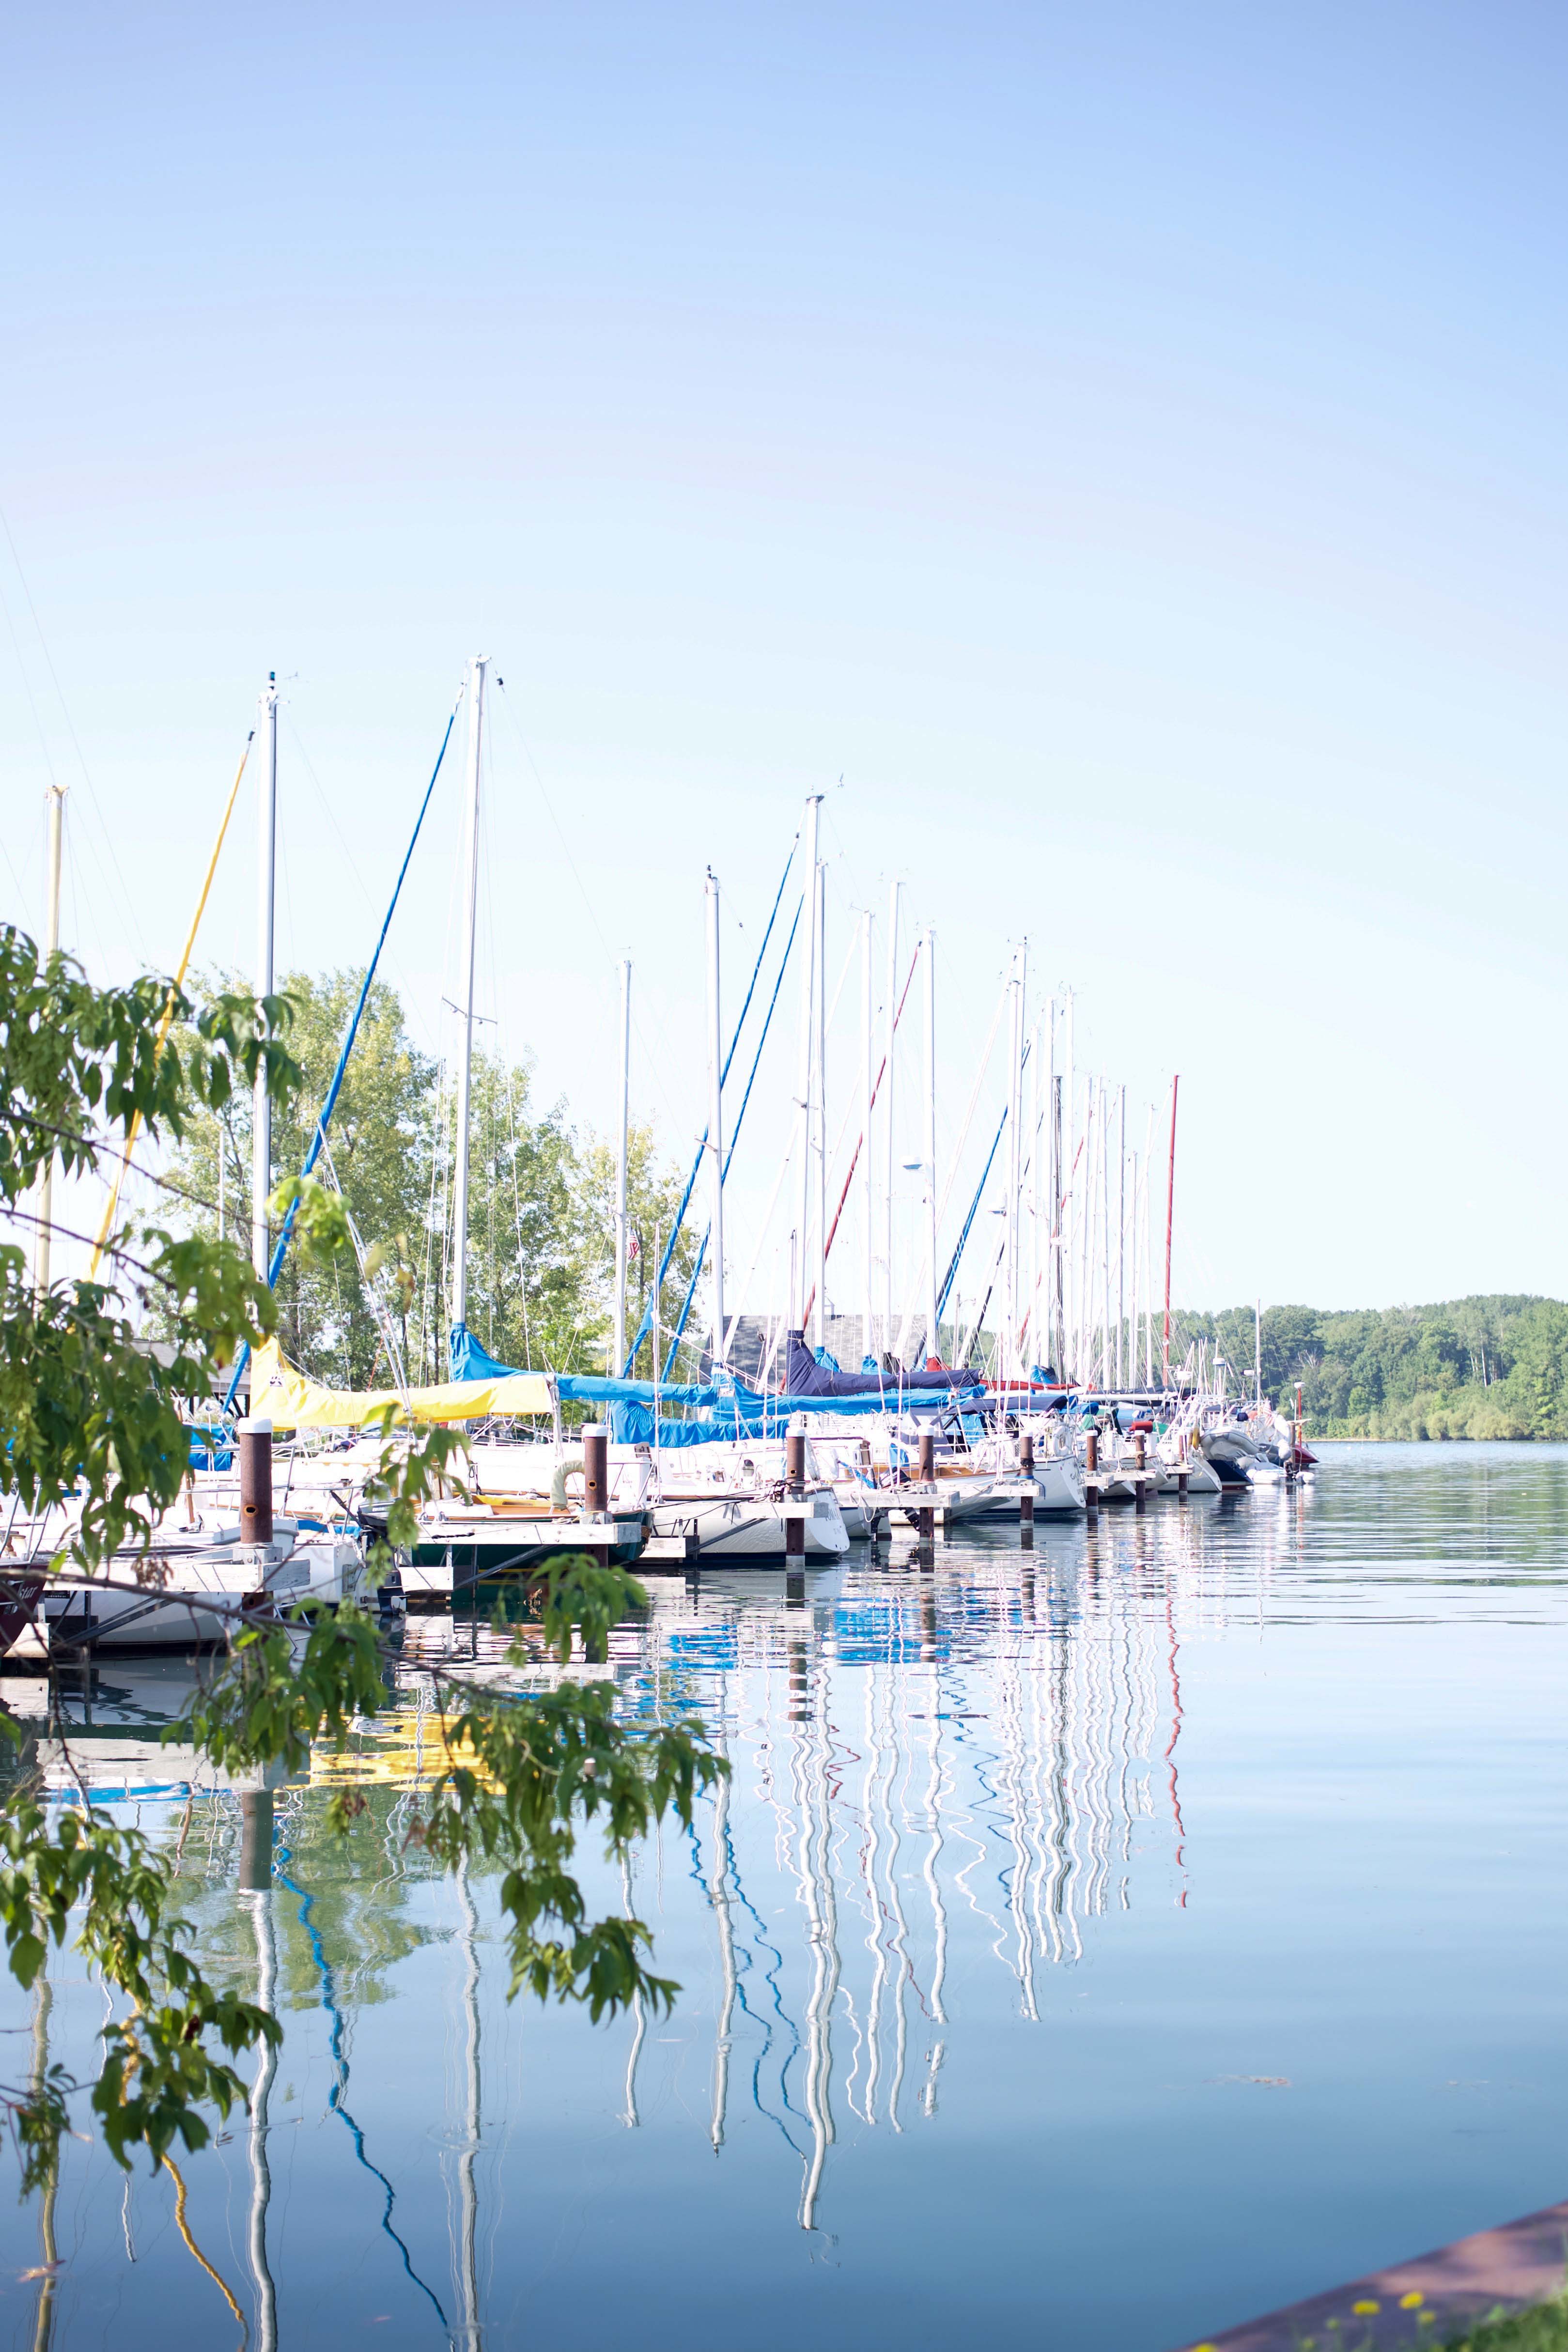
[492,676,686,1131]
[624,858,799,1377]
[943,1106,1007,1333]
[678,1807,802,2154]
[503,1062,533,1372]
[800,943,920,1330]
[623,837,799,1374]
[89,729,255,1276]
[0,500,147,957]
[274,1849,450,2326]
[283,714,439,1059]
[935,973,1012,1240]
[316,1135,411,1396]
[951,1046,1063,1364]
[660,898,803,1381]
[0,574,62,913]
[161,2154,248,2337]
[223,698,461,1415]
[722,1134,794,1363]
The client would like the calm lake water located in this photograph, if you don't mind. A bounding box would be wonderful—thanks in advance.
[5,1440,1568,2352]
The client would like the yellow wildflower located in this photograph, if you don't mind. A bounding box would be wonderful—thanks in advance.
[1353,2302,1381,2317]
[1399,2291,1425,2310]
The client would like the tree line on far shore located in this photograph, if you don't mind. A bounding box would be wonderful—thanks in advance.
[1173,1296,1568,1440]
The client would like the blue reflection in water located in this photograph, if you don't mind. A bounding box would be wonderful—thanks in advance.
[273,1838,449,2329]
[10,1444,1568,2351]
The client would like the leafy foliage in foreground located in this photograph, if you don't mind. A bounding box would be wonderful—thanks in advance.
[0,1793,275,2181]
[1441,2293,1568,2351]
[0,924,723,2187]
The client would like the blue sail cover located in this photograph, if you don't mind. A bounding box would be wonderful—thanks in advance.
[782,1331,983,1398]
[447,1323,950,1441]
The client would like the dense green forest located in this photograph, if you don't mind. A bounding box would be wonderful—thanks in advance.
[1174,1297,1568,1439]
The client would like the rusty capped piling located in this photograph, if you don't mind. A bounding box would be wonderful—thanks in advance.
[237,1417,274,1547]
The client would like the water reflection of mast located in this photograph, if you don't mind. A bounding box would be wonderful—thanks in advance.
[245,1888,279,2352]
[456,1861,483,2351]
[997,1638,1039,2017]
[619,1853,647,2128]
[1062,1580,1086,1966]
[733,1659,810,2152]
[1024,1620,1063,1971]
[1164,1591,1188,1905]
[274,1824,447,2327]
[708,1730,738,2152]
[795,1641,840,2232]
[878,1655,914,2130]
[857,1666,888,2126]
[919,1632,948,2119]
[29,1973,57,2352]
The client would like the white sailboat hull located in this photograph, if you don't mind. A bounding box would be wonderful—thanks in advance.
[648,1492,850,1562]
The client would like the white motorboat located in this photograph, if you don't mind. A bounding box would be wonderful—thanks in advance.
[468,1436,849,1565]
[37,1517,386,1656]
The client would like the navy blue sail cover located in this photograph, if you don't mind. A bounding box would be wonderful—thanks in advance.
[782,1331,983,1398]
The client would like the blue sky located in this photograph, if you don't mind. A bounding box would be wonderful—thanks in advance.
[4,2,1567,1315]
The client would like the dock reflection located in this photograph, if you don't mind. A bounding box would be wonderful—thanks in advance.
[6,1496,1260,2302]
[598,1522,1199,2235]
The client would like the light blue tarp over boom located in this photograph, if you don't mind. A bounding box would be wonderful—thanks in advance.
[448,1325,959,1441]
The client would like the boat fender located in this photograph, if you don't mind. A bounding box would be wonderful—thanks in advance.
[551,1455,585,1511]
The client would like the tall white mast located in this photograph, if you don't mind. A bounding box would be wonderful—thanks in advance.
[1077,1081,1095,1387]
[1142,1100,1156,1383]
[613,957,632,1375]
[812,852,827,1348]
[1047,995,1060,1375]
[882,879,900,1360]
[1061,988,1075,1379]
[1003,949,1024,1384]
[1026,1006,1041,1379]
[706,870,726,1370]
[449,656,486,1340]
[859,909,874,1368]
[1117,1083,1127,1387]
[792,794,822,1331]
[922,927,938,1365]
[1099,1077,1111,1388]
[1129,1148,1141,1393]
[32,780,66,1295]
[251,674,278,1283]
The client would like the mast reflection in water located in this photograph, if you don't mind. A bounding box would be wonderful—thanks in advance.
[610,1530,1184,2235]
[12,1452,1568,2352]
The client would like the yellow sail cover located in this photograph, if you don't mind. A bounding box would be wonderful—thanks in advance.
[249,1340,555,1428]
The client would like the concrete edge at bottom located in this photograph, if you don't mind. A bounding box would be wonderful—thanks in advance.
[1170,2200,1568,2352]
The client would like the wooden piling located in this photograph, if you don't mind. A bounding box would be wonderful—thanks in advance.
[916,1428,936,1539]
[786,1426,806,1560]
[582,1423,608,1516]
[238,1417,274,1547]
